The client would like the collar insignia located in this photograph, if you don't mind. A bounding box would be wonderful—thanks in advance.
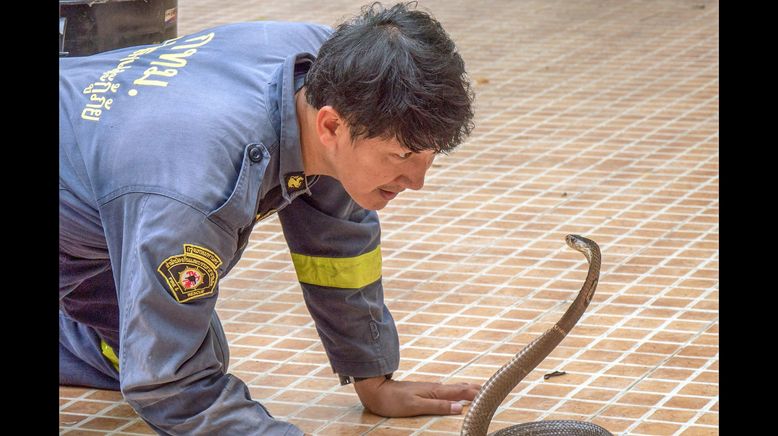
[285,172,306,192]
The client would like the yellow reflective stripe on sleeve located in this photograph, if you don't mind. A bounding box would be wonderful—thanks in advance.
[100,339,120,372]
[290,245,382,289]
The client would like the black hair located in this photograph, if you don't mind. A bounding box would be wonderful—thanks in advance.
[305,1,474,153]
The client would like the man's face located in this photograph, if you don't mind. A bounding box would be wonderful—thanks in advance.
[332,133,437,211]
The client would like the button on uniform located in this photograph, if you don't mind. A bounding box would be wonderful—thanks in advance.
[249,145,264,163]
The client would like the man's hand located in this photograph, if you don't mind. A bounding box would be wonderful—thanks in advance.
[353,376,481,417]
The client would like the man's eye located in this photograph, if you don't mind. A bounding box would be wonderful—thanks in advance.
[396,152,413,159]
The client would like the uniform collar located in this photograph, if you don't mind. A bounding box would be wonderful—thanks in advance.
[271,52,319,202]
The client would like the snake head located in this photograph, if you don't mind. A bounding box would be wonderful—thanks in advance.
[565,234,586,250]
[565,234,601,267]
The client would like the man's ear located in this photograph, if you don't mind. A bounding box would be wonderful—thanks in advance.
[315,106,344,150]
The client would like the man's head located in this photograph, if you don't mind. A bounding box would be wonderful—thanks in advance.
[303,1,474,210]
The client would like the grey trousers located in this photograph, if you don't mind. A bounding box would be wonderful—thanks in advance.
[59,313,121,390]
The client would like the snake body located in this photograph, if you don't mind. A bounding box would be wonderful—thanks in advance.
[460,235,612,436]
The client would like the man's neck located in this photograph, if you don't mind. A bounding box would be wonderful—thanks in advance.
[295,87,333,178]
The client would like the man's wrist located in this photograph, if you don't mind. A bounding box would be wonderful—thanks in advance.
[339,372,393,386]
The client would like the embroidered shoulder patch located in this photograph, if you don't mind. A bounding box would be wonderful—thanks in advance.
[157,244,223,303]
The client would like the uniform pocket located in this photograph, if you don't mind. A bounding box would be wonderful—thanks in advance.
[207,143,270,233]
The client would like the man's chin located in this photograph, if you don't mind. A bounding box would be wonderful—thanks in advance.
[358,199,388,211]
[351,193,389,211]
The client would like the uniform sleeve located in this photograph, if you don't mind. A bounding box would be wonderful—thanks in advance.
[100,193,301,435]
[277,176,400,381]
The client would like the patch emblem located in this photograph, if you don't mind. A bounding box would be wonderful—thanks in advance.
[180,267,203,289]
[285,173,306,191]
[157,244,223,303]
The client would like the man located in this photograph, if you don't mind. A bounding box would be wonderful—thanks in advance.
[60,2,479,434]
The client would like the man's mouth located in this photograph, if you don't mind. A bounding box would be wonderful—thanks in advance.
[378,188,401,201]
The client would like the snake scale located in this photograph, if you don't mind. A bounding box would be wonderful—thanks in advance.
[460,234,613,436]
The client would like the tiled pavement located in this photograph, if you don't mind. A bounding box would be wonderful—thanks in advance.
[59,0,719,434]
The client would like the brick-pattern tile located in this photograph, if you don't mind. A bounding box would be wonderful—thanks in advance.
[60,1,718,435]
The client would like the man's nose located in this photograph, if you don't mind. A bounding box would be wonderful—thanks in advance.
[402,153,435,191]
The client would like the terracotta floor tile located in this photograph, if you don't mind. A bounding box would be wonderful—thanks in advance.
[663,395,712,410]
[694,412,718,426]
[79,416,129,430]
[317,422,373,435]
[591,417,632,434]
[270,363,320,376]
[104,403,139,418]
[511,395,563,411]
[401,347,440,360]
[232,335,276,347]
[596,338,638,351]
[650,367,696,380]
[590,375,636,390]
[601,404,652,419]
[562,361,607,374]
[649,331,697,343]
[274,389,323,403]
[633,379,680,394]
[252,374,301,388]
[60,413,88,426]
[692,371,718,384]
[289,351,328,365]
[617,392,665,407]
[632,421,683,434]
[369,427,416,435]
[621,352,668,367]
[648,408,698,423]
[264,401,304,417]
[289,378,334,392]
[605,364,653,379]
[427,409,466,434]
[527,383,576,399]
[571,388,619,403]
[314,393,362,408]
[578,349,624,363]
[333,409,385,426]
[437,350,480,363]
[61,430,107,435]
[664,356,710,370]
[118,420,156,434]
[678,345,718,358]
[286,418,326,434]
[59,387,88,399]
[62,401,113,415]
[678,383,718,397]
[555,400,605,415]
[491,409,543,424]
[85,390,123,401]
[417,361,463,375]
[680,427,719,436]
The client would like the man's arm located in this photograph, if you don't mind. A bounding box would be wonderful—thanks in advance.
[278,176,480,417]
[101,193,302,435]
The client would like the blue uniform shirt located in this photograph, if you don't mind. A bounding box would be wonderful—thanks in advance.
[60,21,400,434]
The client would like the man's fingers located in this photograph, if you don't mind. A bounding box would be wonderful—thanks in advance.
[413,398,464,416]
[399,381,481,416]
[430,382,482,401]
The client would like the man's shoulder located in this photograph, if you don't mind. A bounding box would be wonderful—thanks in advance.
[208,20,333,50]
[218,20,333,34]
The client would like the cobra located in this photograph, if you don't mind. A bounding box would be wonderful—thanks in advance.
[460,234,612,436]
